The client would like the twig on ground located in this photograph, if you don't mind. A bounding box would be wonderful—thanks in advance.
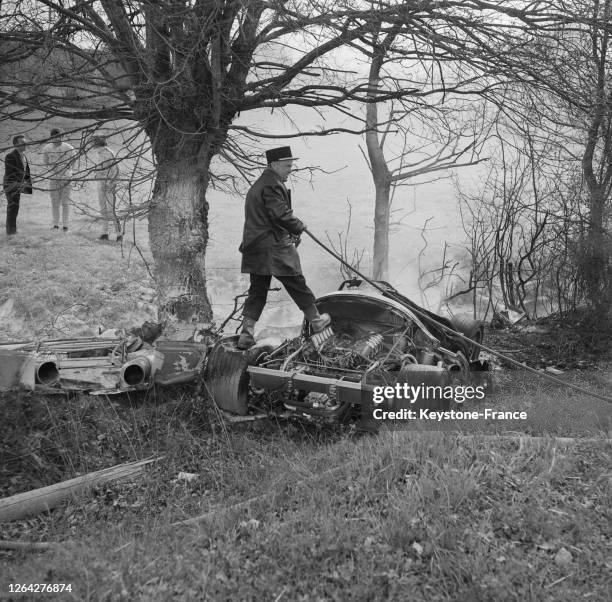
[172,464,347,527]
[545,574,574,589]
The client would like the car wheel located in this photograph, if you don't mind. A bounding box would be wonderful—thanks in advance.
[205,337,275,415]
[204,336,250,415]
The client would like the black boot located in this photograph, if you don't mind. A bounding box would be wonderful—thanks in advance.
[237,316,257,349]
[304,305,331,333]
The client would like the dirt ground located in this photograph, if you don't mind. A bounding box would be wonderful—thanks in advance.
[486,311,611,371]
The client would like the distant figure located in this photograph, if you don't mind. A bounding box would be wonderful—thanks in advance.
[92,136,122,241]
[237,146,330,349]
[3,135,32,235]
[41,128,75,231]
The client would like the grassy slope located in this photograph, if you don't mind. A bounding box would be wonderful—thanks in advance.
[0,224,155,340]
[0,422,610,601]
[0,113,157,341]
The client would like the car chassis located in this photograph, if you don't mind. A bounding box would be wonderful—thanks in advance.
[206,279,490,424]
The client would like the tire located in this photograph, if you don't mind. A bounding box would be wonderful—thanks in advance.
[204,336,251,415]
[450,316,484,361]
[204,337,274,415]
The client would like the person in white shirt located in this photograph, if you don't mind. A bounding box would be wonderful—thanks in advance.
[91,136,122,241]
[41,128,76,231]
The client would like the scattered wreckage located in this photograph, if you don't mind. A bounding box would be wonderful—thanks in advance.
[0,279,490,424]
[0,323,205,395]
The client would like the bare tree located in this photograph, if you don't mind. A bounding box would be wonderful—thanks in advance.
[0,0,585,335]
[576,0,612,309]
[453,120,586,320]
[362,23,489,281]
[325,199,365,283]
[484,0,612,313]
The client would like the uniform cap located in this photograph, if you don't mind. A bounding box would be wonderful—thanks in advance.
[265,146,298,163]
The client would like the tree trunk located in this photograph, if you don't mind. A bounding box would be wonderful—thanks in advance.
[148,157,212,340]
[365,72,391,282]
[580,0,611,312]
[584,184,608,308]
[372,179,391,281]
[365,27,398,283]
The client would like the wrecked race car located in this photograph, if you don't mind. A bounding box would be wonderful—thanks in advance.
[0,279,490,425]
[205,279,490,425]
[0,327,207,395]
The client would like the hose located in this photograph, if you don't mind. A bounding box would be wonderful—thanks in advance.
[304,228,612,405]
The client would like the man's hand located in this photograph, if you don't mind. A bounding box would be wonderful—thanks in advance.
[295,223,307,245]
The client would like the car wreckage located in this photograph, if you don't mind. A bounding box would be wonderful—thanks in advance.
[207,279,489,425]
[0,279,489,425]
[0,326,205,395]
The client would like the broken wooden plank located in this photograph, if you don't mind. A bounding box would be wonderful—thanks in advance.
[0,540,59,552]
[0,456,162,523]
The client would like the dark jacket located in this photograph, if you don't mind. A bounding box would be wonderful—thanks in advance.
[3,149,32,195]
[240,168,305,276]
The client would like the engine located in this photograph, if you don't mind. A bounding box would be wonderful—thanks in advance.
[207,289,485,418]
[258,319,465,383]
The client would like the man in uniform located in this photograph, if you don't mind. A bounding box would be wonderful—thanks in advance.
[3,134,32,235]
[237,146,330,349]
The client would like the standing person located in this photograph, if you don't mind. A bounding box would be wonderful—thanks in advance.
[237,146,330,350]
[41,128,75,231]
[2,135,32,236]
[91,136,122,241]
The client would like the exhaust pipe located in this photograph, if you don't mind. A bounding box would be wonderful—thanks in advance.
[120,356,152,386]
[35,360,60,385]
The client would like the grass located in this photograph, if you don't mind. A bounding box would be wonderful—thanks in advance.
[0,168,156,341]
[1,420,610,601]
[0,372,610,600]
[457,369,612,438]
[0,230,155,340]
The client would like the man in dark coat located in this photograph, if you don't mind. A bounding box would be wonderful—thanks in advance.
[237,146,330,349]
[3,135,32,235]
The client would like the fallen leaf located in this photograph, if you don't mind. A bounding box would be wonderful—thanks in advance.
[239,518,260,530]
[554,547,572,566]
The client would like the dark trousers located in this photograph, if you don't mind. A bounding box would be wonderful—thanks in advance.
[243,274,316,321]
[5,190,20,235]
